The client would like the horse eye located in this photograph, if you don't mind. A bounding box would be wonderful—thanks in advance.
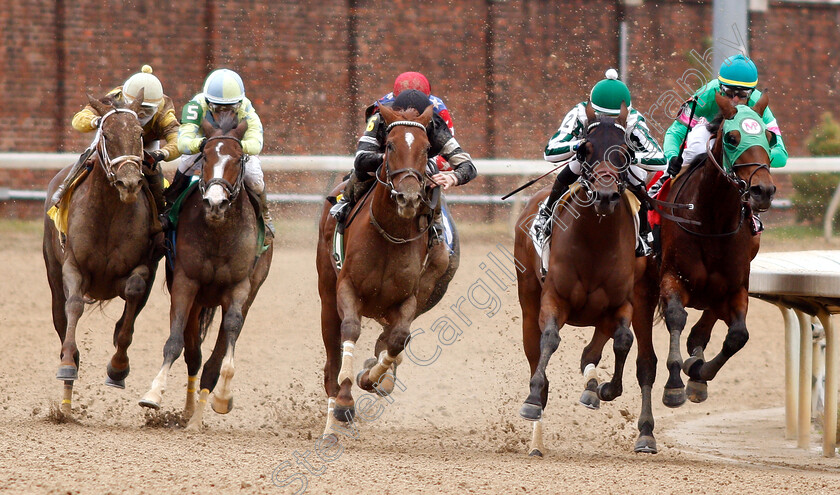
[725,132,739,145]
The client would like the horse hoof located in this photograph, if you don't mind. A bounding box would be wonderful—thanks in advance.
[519,402,542,421]
[634,435,658,454]
[662,387,686,408]
[138,398,161,410]
[104,377,125,389]
[579,389,601,410]
[56,365,78,381]
[597,382,620,402]
[106,362,130,382]
[211,395,234,415]
[682,356,704,379]
[528,449,544,457]
[686,379,708,403]
[333,404,355,423]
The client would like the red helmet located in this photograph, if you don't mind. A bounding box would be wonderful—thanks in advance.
[393,72,431,97]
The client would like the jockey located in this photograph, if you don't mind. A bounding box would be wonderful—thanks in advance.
[54,65,176,215]
[662,54,787,178]
[330,88,477,244]
[169,68,274,237]
[535,69,667,256]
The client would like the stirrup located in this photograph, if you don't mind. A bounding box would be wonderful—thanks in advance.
[329,199,350,222]
[534,203,553,247]
[263,213,276,239]
[429,223,445,248]
[636,232,653,257]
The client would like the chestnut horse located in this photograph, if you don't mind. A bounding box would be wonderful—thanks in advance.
[316,103,459,439]
[630,92,777,453]
[43,92,159,415]
[514,103,644,456]
[139,114,272,430]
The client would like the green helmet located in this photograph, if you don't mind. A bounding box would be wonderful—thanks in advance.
[589,69,631,115]
[718,54,758,88]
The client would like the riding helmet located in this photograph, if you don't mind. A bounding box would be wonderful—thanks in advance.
[589,68,631,115]
[123,65,164,109]
[393,72,431,97]
[718,54,758,88]
[203,69,246,105]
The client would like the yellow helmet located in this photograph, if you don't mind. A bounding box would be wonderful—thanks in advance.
[123,65,164,110]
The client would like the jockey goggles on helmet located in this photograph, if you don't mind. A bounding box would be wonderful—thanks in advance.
[207,101,241,115]
[720,85,753,100]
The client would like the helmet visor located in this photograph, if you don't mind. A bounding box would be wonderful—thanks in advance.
[208,101,241,116]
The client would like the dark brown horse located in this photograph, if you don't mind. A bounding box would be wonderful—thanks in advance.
[514,103,644,456]
[630,92,777,453]
[43,92,159,415]
[139,114,272,430]
[316,103,459,438]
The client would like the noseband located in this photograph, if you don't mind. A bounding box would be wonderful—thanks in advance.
[198,135,246,201]
[577,120,630,204]
[705,137,770,206]
[94,109,143,186]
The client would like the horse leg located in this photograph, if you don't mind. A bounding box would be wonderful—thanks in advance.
[579,328,608,410]
[185,310,227,430]
[632,262,659,453]
[364,297,418,399]
[517,262,547,456]
[139,274,198,410]
[520,295,567,424]
[596,304,634,402]
[57,260,87,383]
[356,331,403,396]
[682,310,717,403]
[320,287,343,438]
[182,307,203,419]
[334,283,362,423]
[45,244,74,415]
[209,284,251,418]
[689,290,750,382]
[106,265,152,388]
[661,275,689,408]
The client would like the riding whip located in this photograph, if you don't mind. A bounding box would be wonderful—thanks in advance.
[501,160,570,200]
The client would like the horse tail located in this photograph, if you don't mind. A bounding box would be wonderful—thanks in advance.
[198,307,217,343]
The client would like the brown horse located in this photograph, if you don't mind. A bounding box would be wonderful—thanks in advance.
[43,92,159,415]
[630,92,777,453]
[139,113,272,430]
[514,104,644,456]
[316,103,459,438]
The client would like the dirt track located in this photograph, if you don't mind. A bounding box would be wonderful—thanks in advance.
[1,222,840,494]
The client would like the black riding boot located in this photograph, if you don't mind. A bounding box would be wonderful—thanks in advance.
[146,167,166,217]
[164,170,192,206]
[534,165,579,243]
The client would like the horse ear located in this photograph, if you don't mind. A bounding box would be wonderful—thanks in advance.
[585,100,596,123]
[200,117,215,137]
[752,90,770,118]
[234,118,249,139]
[87,94,110,116]
[715,90,737,119]
[418,104,434,127]
[379,104,398,125]
[128,88,145,114]
[617,101,628,128]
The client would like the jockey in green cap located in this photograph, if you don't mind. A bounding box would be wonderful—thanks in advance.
[535,69,666,256]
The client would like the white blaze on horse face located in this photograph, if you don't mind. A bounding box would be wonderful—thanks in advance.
[405,132,414,150]
[205,142,233,204]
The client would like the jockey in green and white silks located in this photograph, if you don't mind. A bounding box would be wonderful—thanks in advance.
[535,69,667,256]
[663,54,787,177]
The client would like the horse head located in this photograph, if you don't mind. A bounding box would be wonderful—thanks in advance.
[87,90,145,203]
[199,113,248,224]
[581,102,632,215]
[377,103,434,219]
[713,91,776,212]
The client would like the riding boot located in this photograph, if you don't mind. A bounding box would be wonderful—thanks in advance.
[636,200,653,257]
[164,170,192,206]
[146,167,167,223]
[50,148,95,207]
[329,173,358,224]
[429,204,445,249]
[534,165,579,245]
[258,190,275,239]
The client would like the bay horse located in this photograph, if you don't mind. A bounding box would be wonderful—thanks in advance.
[316,103,459,439]
[514,103,644,456]
[43,91,159,415]
[139,113,273,430]
[630,92,776,453]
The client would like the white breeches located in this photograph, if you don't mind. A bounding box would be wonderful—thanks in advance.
[178,154,265,194]
[683,123,715,167]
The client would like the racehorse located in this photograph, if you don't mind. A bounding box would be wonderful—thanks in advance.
[514,103,643,456]
[139,113,273,430]
[43,91,160,415]
[630,92,777,453]
[316,103,459,439]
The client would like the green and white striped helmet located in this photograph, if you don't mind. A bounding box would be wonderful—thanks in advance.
[589,69,631,115]
[203,68,245,105]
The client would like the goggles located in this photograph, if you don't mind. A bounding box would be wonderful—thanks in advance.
[721,85,754,100]
[208,101,241,115]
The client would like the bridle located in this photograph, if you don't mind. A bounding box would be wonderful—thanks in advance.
[576,120,631,207]
[369,120,435,244]
[198,135,246,201]
[93,109,143,186]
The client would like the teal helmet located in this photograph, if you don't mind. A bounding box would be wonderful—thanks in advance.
[589,69,631,115]
[718,54,758,88]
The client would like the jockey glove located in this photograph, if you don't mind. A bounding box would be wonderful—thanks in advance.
[150,150,166,164]
[667,155,683,176]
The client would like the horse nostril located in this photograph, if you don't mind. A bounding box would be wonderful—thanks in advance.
[610,191,621,204]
